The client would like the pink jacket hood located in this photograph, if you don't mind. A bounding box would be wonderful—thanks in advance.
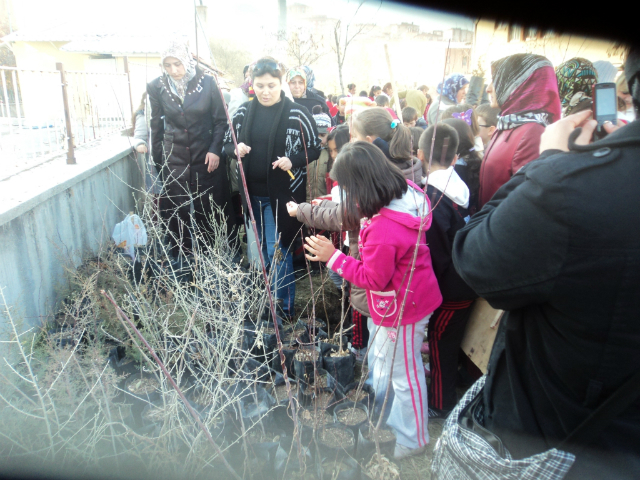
[378,180,432,231]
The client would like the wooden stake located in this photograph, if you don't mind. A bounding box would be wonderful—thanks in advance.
[384,44,403,124]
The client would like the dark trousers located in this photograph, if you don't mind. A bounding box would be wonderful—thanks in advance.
[160,187,233,257]
[351,308,369,350]
[428,300,474,411]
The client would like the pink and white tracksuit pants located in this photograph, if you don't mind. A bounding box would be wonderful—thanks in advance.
[370,314,431,450]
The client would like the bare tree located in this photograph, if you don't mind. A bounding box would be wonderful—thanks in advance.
[331,1,380,94]
[286,27,326,67]
[209,40,253,87]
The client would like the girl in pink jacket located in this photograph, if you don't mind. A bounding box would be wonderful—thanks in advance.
[304,141,442,459]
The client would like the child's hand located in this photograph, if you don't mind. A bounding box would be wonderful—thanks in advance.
[304,235,336,262]
[311,199,322,206]
[286,201,298,217]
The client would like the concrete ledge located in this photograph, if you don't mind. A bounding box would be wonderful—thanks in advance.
[0,137,136,227]
[0,137,143,346]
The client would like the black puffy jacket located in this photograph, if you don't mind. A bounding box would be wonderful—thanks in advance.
[147,67,229,200]
[292,89,331,118]
[453,120,640,479]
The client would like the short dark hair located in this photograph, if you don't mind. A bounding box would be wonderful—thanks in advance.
[327,124,350,153]
[312,105,323,114]
[251,57,283,81]
[331,141,408,228]
[418,85,428,92]
[475,104,500,128]
[402,107,418,123]
[375,95,389,107]
[409,127,424,156]
[418,123,459,167]
[359,90,368,97]
[331,95,338,104]
[348,83,356,90]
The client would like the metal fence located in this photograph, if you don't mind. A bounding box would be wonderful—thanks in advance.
[0,60,133,179]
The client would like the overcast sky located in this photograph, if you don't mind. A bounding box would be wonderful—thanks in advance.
[211,0,474,35]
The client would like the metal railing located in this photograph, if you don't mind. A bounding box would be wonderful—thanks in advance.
[0,60,133,177]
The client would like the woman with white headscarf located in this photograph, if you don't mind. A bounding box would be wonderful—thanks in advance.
[147,37,234,257]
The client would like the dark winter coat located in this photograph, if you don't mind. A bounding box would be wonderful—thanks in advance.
[452,120,640,479]
[223,92,320,247]
[425,185,476,302]
[147,67,229,202]
[293,89,331,119]
[478,122,544,207]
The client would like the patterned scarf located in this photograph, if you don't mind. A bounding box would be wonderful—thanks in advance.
[302,66,315,88]
[492,53,561,130]
[161,38,196,102]
[437,74,469,103]
[556,58,598,115]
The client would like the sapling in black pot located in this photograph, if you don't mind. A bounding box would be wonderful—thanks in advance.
[321,343,355,388]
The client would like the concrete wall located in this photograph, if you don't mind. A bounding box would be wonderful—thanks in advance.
[0,138,142,344]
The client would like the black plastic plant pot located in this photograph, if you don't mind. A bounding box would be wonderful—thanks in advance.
[240,385,276,431]
[140,400,166,427]
[47,326,80,348]
[274,444,312,480]
[297,328,328,346]
[333,402,369,437]
[321,344,355,389]
[300,317,328,333]
[293,347,323,382]
[355,424,397,461]
[124,374,161,422]
[343,382,375,412]
[316,425,356,462]
[299,384,344,414]
[240,438,281,480]
[297,406,334,444]
[271,344,297,377]
[316,455,361,480]
[186,383,221,417]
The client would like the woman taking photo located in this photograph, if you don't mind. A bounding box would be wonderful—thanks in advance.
[224,57,321,319]
[147,38,233,257]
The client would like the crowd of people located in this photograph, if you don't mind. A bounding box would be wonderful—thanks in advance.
[136,36,640,478]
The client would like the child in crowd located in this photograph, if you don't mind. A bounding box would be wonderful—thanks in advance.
[418,124,478,419]
[441,103,483,155]
[375,94,398,119]
[332,95,347,125]
[308,108,333,202]
[409,127,424,157]
[351,108,423,185]
[286,125,371,354]
[474,103,499,152]
[442,118,482,216]
[303,141,442,459]
[402,106,419,127]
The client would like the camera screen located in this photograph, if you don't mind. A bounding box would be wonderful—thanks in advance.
[596,87,617,116]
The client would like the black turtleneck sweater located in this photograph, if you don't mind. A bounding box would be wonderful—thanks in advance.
[246,101,282,196]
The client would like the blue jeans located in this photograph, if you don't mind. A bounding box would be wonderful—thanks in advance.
[249,195,295,316]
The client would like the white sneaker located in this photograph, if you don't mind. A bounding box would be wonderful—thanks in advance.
[393,442,427,460]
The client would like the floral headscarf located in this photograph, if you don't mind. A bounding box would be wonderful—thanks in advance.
[286,68,307,86]
[161,38,196,102]
[437,74,469,103]
[556,58,598,114]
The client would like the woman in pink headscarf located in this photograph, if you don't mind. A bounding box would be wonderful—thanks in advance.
[479,54,561,208]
